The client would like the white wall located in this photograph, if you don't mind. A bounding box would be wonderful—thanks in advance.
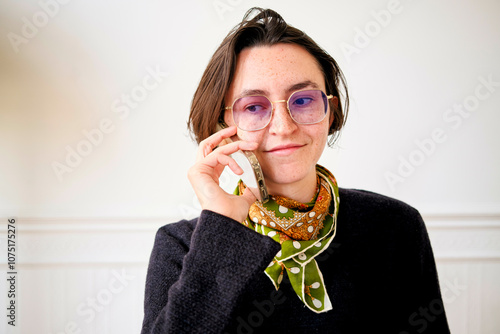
[0,0,499,333]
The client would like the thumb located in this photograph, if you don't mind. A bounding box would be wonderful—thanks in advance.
[241,187,258,206]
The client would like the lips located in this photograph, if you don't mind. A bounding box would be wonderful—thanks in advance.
[265,143,305,155]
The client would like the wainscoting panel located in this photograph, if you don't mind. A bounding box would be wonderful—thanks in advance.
[423,213,500,334]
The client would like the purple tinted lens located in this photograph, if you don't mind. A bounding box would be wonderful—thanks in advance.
[232,96,272,131]
[289,90,327,124]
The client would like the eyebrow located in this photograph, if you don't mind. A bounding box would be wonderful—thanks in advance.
[236,80,320,99]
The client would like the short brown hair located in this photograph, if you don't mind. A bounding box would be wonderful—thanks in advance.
[188,7,349,146]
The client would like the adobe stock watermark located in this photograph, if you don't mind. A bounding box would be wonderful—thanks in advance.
[6,0,73,54]
[340,0,404,63]
[51,65,168,182]
[50,268,135,334]
[399,277,467,334]
[385,74,499,191]
[213,0,244,21]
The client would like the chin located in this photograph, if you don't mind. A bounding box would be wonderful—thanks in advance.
[262,162,312,186]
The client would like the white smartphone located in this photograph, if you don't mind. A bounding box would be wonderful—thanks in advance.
[217,123,269,203]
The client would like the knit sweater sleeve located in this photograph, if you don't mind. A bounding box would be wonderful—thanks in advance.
[407,212,451,334]
[141,210,281,334]
[386,203,450,334]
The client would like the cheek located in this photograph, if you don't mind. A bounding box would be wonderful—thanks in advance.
[312,118,331,140]
[309,126,330,154]
[236,130,264,146]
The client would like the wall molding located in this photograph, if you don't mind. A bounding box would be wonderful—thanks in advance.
[423,213,500,261]
[1,213,500,264]
[7,211,500,228]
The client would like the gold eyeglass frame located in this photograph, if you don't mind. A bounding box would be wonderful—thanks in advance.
[224,89,334,132]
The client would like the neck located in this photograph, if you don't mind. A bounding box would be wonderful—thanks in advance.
[266,169,317,203]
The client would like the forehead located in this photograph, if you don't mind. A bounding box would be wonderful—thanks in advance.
[227,43,325,100]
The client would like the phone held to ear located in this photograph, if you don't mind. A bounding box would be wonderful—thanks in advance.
[217,123,269,203]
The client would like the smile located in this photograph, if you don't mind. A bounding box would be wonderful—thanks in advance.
[265,144,305,156]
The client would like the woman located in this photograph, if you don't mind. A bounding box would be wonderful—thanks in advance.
[141,8,450,334]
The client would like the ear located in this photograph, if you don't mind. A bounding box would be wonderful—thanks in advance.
[329,96,339,128]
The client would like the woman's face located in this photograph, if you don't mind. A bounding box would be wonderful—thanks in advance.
[224,43,335,199]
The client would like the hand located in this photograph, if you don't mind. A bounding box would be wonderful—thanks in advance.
[187,126,259,223]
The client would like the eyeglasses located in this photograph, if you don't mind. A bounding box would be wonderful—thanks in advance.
[225,89,334,131]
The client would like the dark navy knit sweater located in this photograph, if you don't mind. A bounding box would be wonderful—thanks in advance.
[141,188,450,333]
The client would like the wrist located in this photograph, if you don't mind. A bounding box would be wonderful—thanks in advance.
[203,204,248,224]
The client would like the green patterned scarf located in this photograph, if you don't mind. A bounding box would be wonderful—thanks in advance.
[235,164,339,313]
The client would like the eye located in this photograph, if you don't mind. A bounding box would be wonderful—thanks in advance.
[292,97,314,107]
[244,104,267,113]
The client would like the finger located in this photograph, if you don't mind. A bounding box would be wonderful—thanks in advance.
[200,150,244,176]
[196,126,238,161]
[214,140,259,157]
[207,141,259,177]
[241,185,258,205]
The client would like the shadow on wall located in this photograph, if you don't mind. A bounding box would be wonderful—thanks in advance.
[0,2,119,210]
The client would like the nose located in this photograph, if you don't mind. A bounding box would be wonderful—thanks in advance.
[268,100,298,135]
